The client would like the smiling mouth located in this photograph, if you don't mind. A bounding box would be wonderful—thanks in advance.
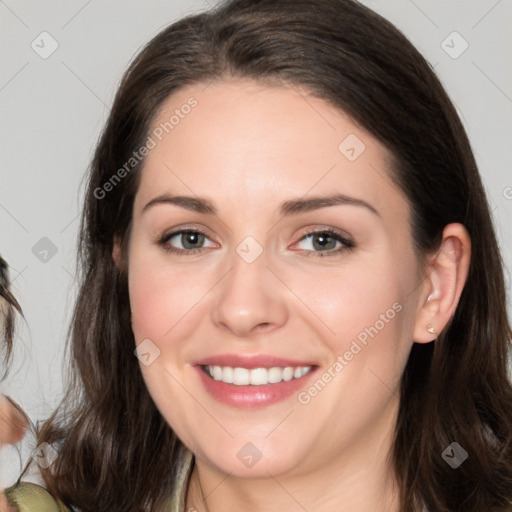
[201,365,314,386]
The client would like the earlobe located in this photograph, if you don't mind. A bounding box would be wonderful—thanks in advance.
[413,223,471,343]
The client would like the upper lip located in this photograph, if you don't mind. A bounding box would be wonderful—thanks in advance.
[194,354,317,369]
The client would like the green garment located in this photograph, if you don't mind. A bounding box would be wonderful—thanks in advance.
[3,482,69,512]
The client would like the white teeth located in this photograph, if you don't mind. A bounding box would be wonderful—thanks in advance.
[222,366,233,384]
[249,368,268,385]
[283,367,294,381]
[212,366,223,381]
[206,365,312,385]
[232,367,250,385]
[268,367,282,384]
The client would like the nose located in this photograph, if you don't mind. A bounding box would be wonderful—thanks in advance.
[210,247,289,338]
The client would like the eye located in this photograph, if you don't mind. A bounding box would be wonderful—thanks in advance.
[158,229,217,254]
[293,229,354,257]
[157,227,353,257]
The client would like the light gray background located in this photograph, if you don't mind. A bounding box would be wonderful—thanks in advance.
[0,0,511,485]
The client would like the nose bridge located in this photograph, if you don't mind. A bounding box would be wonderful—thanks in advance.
[210,236,288,336]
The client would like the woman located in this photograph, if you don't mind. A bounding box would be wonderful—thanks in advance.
[6,0,512,510]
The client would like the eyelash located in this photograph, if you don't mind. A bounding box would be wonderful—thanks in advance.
[157,228,355,258]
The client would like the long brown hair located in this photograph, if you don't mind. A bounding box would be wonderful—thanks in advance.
[35,0,512,510]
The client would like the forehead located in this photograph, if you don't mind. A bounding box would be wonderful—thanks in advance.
[134,78,407,223]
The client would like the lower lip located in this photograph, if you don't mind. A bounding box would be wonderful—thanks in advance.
[195,366,317,408]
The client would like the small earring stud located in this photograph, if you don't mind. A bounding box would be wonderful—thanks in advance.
[427,324,436,335]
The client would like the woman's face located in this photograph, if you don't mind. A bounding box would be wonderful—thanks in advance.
[126,79,426,478]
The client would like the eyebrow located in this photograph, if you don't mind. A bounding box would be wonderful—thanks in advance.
[142,193,380,217]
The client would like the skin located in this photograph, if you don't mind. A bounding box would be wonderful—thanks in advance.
[117,79,470,512]
[0,396,26,446]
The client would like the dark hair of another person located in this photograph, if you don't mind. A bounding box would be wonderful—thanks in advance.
[35,0,512,510]
[0,256,22,371]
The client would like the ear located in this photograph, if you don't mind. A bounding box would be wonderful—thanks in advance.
[413,223,471,343]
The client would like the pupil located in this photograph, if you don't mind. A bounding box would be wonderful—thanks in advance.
[313,234,335,251]
[183,232,204,249]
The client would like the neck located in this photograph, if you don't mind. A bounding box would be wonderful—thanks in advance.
[185,400,401,512]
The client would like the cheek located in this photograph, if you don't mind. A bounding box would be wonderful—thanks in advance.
[293,261,406,342]
[129,259,185,343]
[128,260,167,342]
[128,243,213,352]
[291,257,416,393]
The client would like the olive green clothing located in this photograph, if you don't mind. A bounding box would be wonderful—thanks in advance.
[4,483,69,512]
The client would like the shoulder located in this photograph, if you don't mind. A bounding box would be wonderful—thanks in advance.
[3,482,70,512]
